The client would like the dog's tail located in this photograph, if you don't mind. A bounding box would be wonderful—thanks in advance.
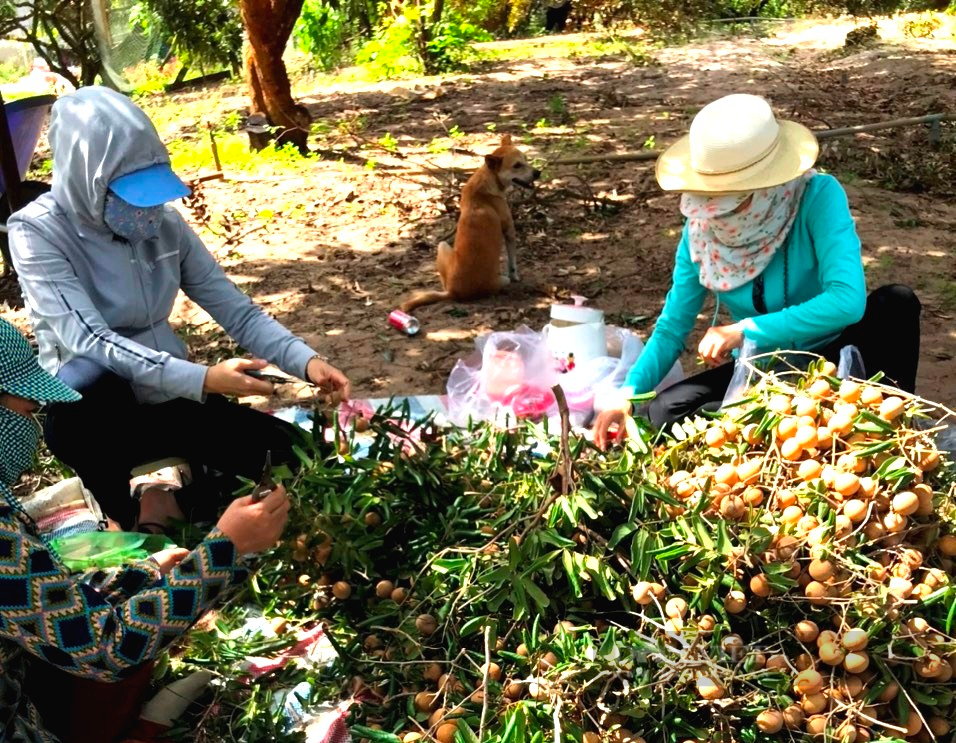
[400,290,452,313]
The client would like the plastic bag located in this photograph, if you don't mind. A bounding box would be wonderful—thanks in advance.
[448,325,683,427]
[447,325,558,426]
[837,344,866,380]
[51,531,174,573]
[592,327,684,414]
[721,338,759,410]
[936,423,956,460]
[19,477,106,540]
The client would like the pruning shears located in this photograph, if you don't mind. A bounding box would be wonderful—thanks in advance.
[245,369,303,386]
[250,450,274,502]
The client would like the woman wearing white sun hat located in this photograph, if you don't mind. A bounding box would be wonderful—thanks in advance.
[594,93,920,448]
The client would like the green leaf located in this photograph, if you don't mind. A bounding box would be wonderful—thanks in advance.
[675,517,695,543]
[508,539,521,573]
[511,582,528,620]
[908,688,938,706]
[853,440,894,458]
[608,523,638,550]
[557,496,576,524]
[631,530,651,580]
[538,530,577,550]
[692,518,715,551]
[598,625,618,658]
[858,410,895,434]
[562,550,583,598]
[432,558,470,574]
[653,543,692,562]
[766,571,797,593]
[755,671,790,693]
[748,526,774,554]
[865,677,889,704]
[350,725,400,742]
[715,520,733,556]
[455,721,480,743]
[523,578,550,610]
[460,616,488,637]
[583,555,617,600]
[896,691,909,724]
[575,493,600,520]
[754,412,779,440]
[500,707,520,743]
[874,456,907,479]
[642,484,681,507]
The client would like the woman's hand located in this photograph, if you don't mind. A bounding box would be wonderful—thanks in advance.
[307,357,351,400]
[216,484,291,554]
[203,358,275,397]
[698,324,744,366]
[149,547,190,575]
[593,398,633,450]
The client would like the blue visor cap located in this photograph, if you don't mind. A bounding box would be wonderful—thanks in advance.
[108,163,191,207]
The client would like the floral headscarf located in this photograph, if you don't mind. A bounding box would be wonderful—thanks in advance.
[680,171,815,292]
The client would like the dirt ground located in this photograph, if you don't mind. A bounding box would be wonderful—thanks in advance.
[3,17,955,410]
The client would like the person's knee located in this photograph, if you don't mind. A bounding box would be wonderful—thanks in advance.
[644,392,690,430]
[871,284,921,316]
[56,356,111,393]
[44,365,133,449]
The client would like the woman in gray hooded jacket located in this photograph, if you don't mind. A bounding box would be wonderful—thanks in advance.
[8,86,350,531]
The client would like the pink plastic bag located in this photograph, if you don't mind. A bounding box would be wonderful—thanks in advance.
[447,325,684,427]
[447,326,558,426]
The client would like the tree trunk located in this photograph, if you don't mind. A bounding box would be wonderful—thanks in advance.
[412,0,445,75]
[238,0,310,153]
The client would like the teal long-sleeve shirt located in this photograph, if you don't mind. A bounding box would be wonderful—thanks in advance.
[622,174,867,396]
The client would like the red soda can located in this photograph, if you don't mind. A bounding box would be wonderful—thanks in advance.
[388,309,420,336]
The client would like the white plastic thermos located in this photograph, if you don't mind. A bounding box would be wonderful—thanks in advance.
[543,295,607,371]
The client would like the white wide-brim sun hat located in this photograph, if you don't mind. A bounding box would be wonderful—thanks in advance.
[656,94,820,194]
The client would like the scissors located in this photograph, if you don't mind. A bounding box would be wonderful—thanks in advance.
[245,369,302,386]
[250,450,274,502]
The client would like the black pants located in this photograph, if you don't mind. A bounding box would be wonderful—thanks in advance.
[44,364,302,530]
[639,284,921,430]
[545,1,572,32]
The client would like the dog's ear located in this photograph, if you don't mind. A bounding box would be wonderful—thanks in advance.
[484,154,503,172]
[500,134,513,145]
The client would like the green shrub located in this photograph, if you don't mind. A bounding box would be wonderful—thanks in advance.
[355,14,423,79]
[425,17,493,72]
[0,60,27,85]
[294,0,361,72]
[132,0,242,73]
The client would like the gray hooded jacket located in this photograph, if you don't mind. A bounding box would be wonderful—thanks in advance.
[8,87,317,404]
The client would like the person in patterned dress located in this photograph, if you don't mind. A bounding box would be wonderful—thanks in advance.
[0,317,290,742]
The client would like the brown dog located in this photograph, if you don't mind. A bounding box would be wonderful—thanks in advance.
[401,135,540,312]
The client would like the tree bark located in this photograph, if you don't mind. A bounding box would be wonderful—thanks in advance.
[239,0,310,152]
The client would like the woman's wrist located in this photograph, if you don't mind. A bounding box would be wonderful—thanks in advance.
[305,354,328,381]
[616,389,635,413]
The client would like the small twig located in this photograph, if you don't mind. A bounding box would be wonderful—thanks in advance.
[207,123,222,172]
[517,386,574,540]
[348,130,409,160]
[552,697,562,743]
[191,172,225,185]
[554,385,573,497]
[222,223,267,247]
[479,624,492,741]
